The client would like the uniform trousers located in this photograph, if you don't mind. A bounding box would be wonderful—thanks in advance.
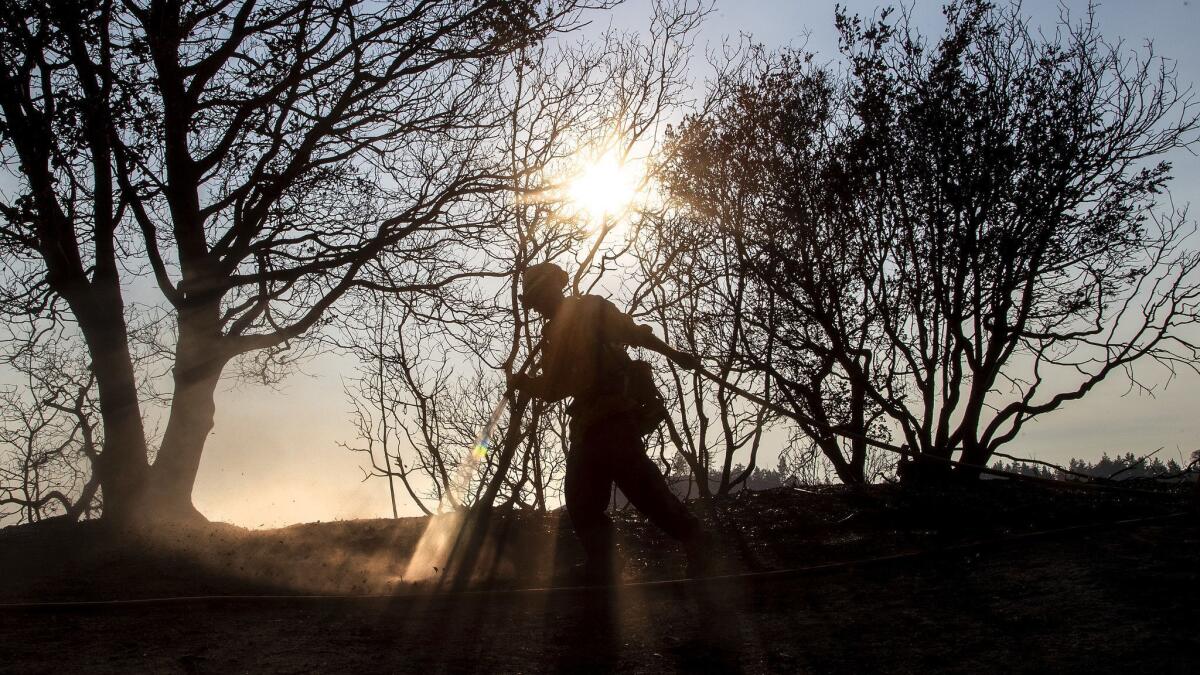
[565,412,699,569]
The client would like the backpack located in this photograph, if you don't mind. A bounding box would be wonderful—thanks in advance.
[622,358,668,437]
[560,295,669,437]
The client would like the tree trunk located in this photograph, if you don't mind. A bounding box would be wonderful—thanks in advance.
[899,446,956,485]
[663,417,712,499]
[848,375,867,481]
[145,369,221,521]
[955,437,990,481]
[950,394,991,481]
[819,435,864,485]
[73,295,151,524]
[143,304,226,522]
[478,392,532,510]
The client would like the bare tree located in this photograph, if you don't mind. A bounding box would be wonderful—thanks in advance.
[339,298,460,517]
[839,1,1200,477]
[0,0,612,522]
[477,0,708,511]
[634,207,781,496]
[334,33,616,515]
[337,1,708,515]
[661,1,1200,484]
[0,333,100,523]
[659,46,894,484]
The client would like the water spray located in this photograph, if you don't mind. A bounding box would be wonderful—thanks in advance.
[469,339,546,460]
[403,340,545,583]
[471,395,511,461]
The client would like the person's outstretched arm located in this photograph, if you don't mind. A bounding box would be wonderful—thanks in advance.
[636,327,701,370]
[601,300,700,370]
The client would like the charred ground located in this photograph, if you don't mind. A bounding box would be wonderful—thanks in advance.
[1,482,1197,673]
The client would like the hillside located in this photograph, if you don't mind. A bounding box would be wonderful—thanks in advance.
[1,482,1196,673]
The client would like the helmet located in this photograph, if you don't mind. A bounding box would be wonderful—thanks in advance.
[522,262,568,299]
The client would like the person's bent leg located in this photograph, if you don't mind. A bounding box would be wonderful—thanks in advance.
[611,426,713,576]
[613,435,701,544]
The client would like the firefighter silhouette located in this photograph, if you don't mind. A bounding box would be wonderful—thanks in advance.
[509,262,709,581]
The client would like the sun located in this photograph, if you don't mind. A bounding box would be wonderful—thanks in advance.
[560,150,646,226]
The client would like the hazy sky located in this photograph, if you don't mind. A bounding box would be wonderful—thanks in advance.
[191,0,1200,527]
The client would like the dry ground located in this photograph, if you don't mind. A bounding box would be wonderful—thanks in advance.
[1,482,1197,673]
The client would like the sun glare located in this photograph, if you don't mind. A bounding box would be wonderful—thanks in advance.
[561,151,645,225]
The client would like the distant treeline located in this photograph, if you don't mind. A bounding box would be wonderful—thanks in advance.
[608,463,794,508]
[675,465,796,498]
[627,451,1200,507]
[991,451,1200,483]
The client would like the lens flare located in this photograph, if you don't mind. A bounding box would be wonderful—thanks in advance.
[403,394,510,583]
